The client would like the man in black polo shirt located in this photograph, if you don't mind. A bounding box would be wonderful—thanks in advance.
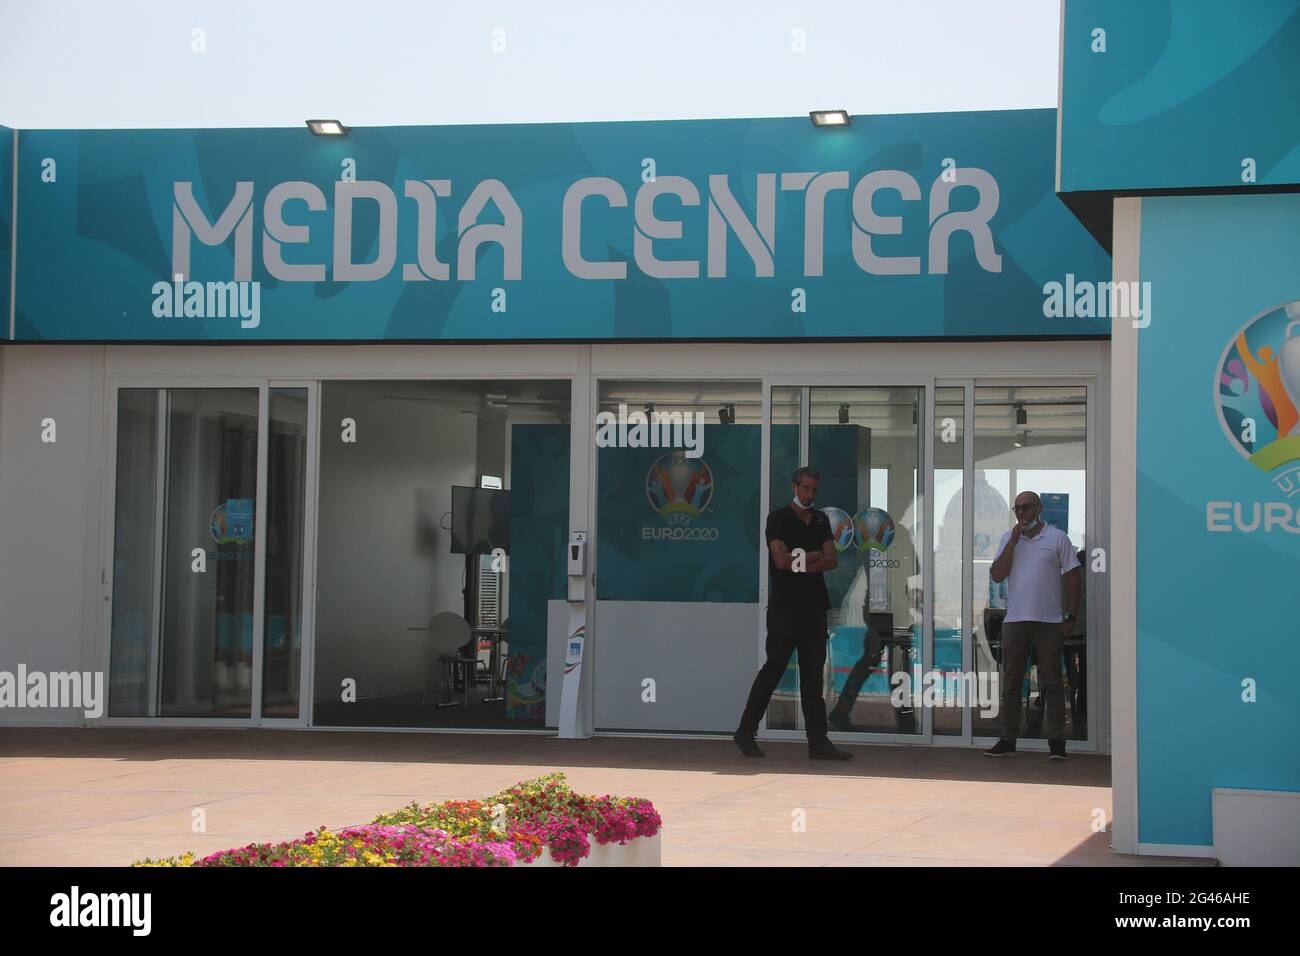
[734,466,853,760]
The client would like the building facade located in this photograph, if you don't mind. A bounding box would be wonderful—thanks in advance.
[2,0,1296,862]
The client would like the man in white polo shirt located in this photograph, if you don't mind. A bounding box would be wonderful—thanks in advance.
[984,491,1081,760]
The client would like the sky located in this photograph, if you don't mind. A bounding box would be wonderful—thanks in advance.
[0,0,1061,129]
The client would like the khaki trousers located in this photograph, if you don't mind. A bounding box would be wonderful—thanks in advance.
[999,620,1066,741]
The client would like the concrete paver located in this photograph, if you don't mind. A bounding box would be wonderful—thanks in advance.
[0,728,1214,867]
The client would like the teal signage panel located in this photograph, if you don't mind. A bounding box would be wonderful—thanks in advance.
[1060,0,1300,193]
[12,110,1108,341]
[1137,193,1300,847]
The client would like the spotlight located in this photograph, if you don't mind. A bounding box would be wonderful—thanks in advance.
[719,406,729,425]
[838,404,849,424]
[810,110,852,128]
[1015,403,1028,426]
[1014,429,1030,448]
[727,403,736,424]
[645,404,655,417]
[306,119,348,136]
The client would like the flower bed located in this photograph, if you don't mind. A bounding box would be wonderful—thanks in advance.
[133,773,661,868]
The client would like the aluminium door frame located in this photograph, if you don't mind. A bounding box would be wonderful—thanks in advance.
[586,371,765,734]
[963,374,1099,754]
[302,368,581,735]
[97,377,267,728]
[258,379,317,729]
[759,372,937,746]
[934,377,976,743]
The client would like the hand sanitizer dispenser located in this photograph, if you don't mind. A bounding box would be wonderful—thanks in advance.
[567,532,586,577]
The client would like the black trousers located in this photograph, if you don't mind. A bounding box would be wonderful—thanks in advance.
[738,605,828,745]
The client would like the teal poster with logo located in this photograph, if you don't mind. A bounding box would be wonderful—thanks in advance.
[11,110,1109,342]
[597,425,759,602]
[1137,193,1300,847]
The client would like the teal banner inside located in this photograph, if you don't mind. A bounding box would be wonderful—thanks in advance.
[505,423,570,721]
[597,425,760,603]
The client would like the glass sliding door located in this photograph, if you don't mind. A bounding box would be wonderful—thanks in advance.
[107,385,310,721]
[311,379,570,730]
[759,377,1093,749]
[108,389,163,717]
[158,388,259,717]
[763,383,927,739]
[970,384,1089,743]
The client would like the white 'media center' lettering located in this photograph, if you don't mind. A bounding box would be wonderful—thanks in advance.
[170,168,1003,285]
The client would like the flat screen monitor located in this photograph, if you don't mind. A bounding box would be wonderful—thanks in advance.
[450,486,510,555]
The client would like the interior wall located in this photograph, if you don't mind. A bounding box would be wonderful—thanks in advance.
[314,387,476,704]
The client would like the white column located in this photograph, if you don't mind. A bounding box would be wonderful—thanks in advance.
[559,347,594,738]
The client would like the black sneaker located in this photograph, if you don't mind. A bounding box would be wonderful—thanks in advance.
[984,738,1017,757]
[733,732,765,758]
[809,741,853,760]
[827,712,859,733]
[1048,738,1067,760]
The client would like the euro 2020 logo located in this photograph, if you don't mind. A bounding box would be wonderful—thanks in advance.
[821,506,856,552]
[645,451,713,527]
[1215,301,1300,498]
[210,498,254,545]
[853,507,896,552]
